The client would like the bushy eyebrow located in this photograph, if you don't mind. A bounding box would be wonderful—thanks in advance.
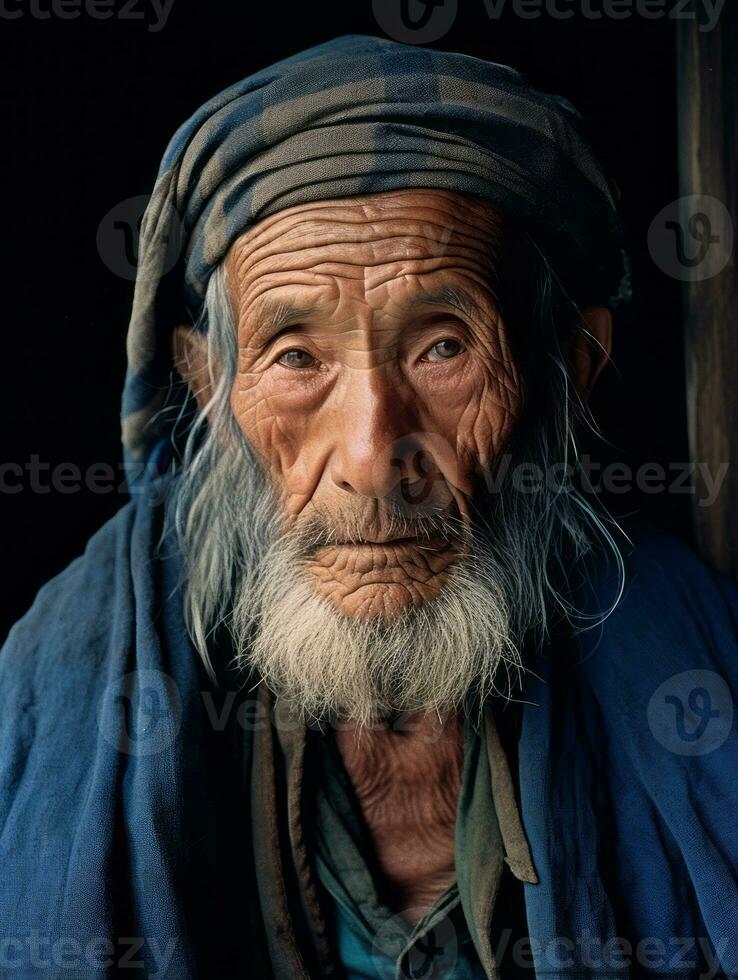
[247,285,492,347]
[406,286,491,323]
[248,300,322,345]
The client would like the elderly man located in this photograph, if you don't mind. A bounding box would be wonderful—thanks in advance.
[2,35,737,980]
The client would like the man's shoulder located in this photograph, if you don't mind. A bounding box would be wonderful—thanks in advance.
[575,521,738,704]
[623,521,737,608]
[1,500,138,686]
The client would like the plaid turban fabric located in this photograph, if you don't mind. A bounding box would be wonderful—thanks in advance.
[122,33,629,485]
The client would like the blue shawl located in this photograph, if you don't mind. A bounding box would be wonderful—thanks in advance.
[1,480,736,977]
[2,35,735,980]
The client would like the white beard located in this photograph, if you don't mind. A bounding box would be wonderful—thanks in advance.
[230,507,522,728]
[171,433,527,727]
[169,262,620,728]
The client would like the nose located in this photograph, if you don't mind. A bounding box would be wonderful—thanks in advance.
[329,367,426,500]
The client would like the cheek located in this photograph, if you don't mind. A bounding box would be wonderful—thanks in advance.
[421,356,522,479]
[229,354,522,511]
[230,370,327,508]
[461,371,522,469]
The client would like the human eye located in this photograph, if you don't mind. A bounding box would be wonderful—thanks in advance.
[422,338,466,362]
[277,348,319,369]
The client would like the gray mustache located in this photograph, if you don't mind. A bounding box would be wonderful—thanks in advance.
[289,506,467,552]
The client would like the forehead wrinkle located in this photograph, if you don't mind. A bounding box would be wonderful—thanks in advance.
[232,220,497,281]
[242,247,483,288]
[361,254,496,293]
[225,189,504,290]
[230,225,451,282]
[233,193,502,254]
[240,278,375,348]
[237,204,494,248]
[236,273,337,327]
[239,272,339,307]
[228,224,501,317]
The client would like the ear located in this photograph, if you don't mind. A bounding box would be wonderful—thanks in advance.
[172,325,213,414]
[569,305,612,402]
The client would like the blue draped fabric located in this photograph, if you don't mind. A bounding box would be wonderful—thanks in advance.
[0,479,258,978]
[519,530,738,978]
[3,34,734,980]
[2,482,736,977]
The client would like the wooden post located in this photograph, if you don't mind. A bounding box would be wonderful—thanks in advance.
[676,8,738,579]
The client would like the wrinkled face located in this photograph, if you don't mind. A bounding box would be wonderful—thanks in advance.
[225,189,523,619]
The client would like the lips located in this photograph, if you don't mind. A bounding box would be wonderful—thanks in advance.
[333,535,420,546]
[297,505,467,556]
[322,535,455,556]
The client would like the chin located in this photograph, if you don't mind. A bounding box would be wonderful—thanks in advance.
[332,583,431,620]
[311,573,449,620]
[307,542,458,620]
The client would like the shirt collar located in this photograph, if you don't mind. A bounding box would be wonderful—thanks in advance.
[266,690,538,979]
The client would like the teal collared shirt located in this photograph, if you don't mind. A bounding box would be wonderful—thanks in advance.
[305,707,538,980]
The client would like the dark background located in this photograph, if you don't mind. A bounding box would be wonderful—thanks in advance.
[0,0,688,641]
